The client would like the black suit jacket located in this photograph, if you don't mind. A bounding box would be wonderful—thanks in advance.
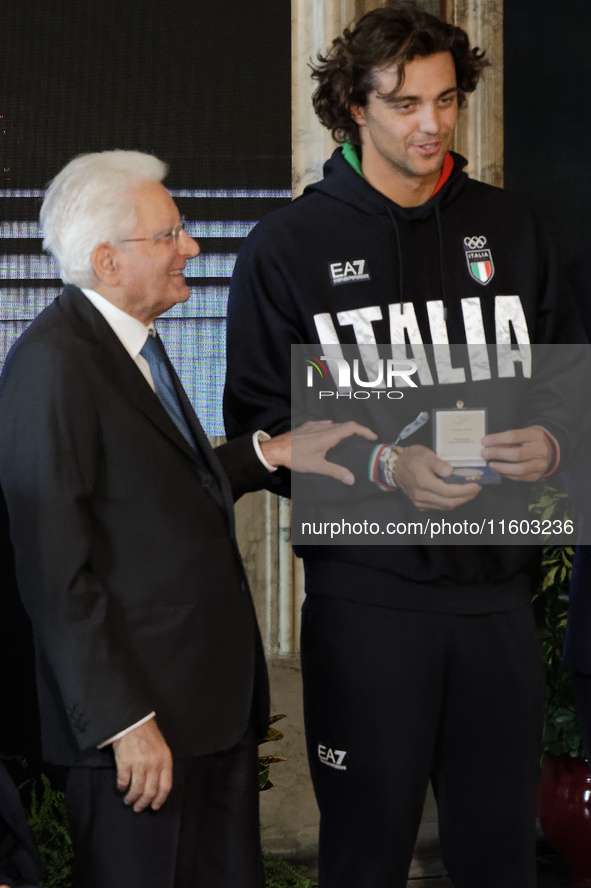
[0,286,269,766]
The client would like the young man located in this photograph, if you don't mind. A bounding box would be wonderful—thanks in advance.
[224,4,582,887]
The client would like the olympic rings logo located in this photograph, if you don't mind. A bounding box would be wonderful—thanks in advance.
[463,236,487,249]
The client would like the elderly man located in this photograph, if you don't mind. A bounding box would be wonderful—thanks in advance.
[0,150,374,888]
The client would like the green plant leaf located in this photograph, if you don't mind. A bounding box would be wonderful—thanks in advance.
[259,714,286,791]
[263,853,318,887]
[26,773,73,888]
[537,545,583,759]
[264,727,285,744]
[259,755,287,767]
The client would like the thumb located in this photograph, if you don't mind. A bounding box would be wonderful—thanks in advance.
[433,457,453,478]
[116,762,131,792]
[320,460,355,486]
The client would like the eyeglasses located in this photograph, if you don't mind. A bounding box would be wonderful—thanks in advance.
[120,217,187,248]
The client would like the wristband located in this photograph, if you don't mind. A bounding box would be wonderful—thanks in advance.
[369,443,402,491]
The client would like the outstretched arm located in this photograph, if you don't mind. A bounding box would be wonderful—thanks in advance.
[260,420,378,485]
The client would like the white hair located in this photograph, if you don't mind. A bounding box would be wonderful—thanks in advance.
[40,150,169,287]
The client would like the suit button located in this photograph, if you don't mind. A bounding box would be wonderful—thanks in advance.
[200,473,212,488]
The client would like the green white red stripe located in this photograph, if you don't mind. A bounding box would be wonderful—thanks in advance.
[470,260,493,282]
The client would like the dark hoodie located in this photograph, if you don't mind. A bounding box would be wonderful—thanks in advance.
[224,148,583,613]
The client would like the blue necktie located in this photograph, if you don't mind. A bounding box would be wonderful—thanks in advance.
[140,332,196,449]
[140,331,226,512]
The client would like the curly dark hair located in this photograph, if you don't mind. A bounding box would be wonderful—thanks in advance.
[311,1,490,145]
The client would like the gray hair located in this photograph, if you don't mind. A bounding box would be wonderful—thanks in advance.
[40,150,169,287]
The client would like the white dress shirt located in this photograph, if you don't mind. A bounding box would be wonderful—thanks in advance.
[82,288,156,391]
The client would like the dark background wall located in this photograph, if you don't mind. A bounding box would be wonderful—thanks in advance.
[504,2,591,270]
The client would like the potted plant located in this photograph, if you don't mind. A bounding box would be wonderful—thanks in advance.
[534,544,591,887]
[259,715,319,888]
[534,545,583,759]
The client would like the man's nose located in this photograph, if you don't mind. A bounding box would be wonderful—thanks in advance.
[417,103,440,133]
[179,229,200,258]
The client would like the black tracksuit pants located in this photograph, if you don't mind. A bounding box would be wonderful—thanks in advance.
[300,591,545,888]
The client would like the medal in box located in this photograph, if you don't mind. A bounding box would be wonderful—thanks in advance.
[433,405,500,484]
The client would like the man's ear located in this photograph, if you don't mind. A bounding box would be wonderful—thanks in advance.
[349,103,366,127]
[91,242,120,285]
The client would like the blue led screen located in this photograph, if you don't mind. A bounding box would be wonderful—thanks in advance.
[0,1,291,434]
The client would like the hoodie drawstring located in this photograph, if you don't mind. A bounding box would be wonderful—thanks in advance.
[435,203,447,321]
[386,200,448,324]
[386,204,405,314]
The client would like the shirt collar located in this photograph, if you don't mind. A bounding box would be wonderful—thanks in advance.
[341,139,455,198]
[81,288,153,360]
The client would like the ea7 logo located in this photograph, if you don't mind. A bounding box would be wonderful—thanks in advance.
[329,259,370,286]
[318,744,348,770]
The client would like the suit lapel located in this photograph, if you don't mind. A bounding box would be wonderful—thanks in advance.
[58,288,227,493]
[161,347,236,516]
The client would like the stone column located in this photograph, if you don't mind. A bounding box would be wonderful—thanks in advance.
[240,0,362,665]
[292,0,357,195]
[448,0,504,186]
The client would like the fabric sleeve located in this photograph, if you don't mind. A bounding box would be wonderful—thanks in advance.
[224,228,305,497]
[213,432,280,501]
